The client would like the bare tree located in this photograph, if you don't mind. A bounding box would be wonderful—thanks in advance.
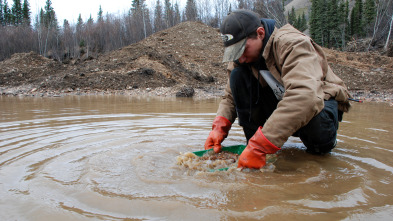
[366,0,392,51]
[0,24,37,60]
[385,14,393,51]
[254,0,286,28]
[61,19,74,59]
[6,0,391,62]
[197,0,211,24]
[237,0,254,10]
[213,0,231,28]
[85,15,94,58]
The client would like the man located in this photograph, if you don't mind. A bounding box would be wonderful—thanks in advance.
[204,9,351,169]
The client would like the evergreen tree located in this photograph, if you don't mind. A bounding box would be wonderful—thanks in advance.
[62,18,75,57]
[3,0,12,25]
[327,0,341,47]
[350,0,364,37]
[62,19,70,32]
[164,0,173,28]
[1,0,29,26]
[356,0,364,34]
[363,0,376,35]
[173,1,181,25]
[87,14,93,24]
[11,0,23,25]
[310,0,317,38]
[287,6,296,26]
[131,0,151,40]
[38,7,44,25]
[338,0,350,49]
[364,0,375,24]
[302,12,308,30]
[311,0,332,46]
[311,0,353,48]
[97,5,103,23]
[185,0,197,21]
[35,0,59,58]
[297,11,307,32]
[0,0,4,25]
[344,0,350,38]
[76,13,84,48]
[76,13,83,34]
[22,0,30,26]
[43,0,57,29]
[85,14,94,57]
[288,7,307,32]
[310,0,322,45]
[131,0,142,11]
[154,0,164,32]
[321,0,329,47]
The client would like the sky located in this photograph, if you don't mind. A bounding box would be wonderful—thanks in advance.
[30,0,186,25]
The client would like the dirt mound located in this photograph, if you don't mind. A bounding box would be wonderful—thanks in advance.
[140,21,225,84]
[0,21,392,102]
[4,52,52,66]
[1,21,227,95]
[0,52,63,87]
[324,48,393,100]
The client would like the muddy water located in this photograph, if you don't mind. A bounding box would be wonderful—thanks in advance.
[1,95,392,220]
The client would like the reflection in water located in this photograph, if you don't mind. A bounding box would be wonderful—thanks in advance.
[0,95,392,220]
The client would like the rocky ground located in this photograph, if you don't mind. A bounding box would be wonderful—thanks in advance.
[0,21,392,103]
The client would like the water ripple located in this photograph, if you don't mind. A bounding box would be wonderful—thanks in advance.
[1,97,392,220]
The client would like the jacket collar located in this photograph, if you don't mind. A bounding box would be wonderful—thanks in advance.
[256,18,275,70]
[261,18,275,54]
[261,20,277,61]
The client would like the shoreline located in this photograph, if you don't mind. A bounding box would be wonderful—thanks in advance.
[1,85,392,104]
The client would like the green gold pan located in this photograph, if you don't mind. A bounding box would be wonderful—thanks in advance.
[192,145,246,171]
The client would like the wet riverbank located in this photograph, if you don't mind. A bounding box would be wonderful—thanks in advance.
[1,86,392,104]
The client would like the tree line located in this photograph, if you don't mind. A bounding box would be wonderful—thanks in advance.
[0,0,392,62]
[309,0,392,51]
[287,6,308,32]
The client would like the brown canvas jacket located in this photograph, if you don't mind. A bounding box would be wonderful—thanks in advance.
[217,24,351,148]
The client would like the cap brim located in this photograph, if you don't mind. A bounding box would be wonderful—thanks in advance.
[222,38,247,63]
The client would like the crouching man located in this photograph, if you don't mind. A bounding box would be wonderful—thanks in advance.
[204,10,351,169]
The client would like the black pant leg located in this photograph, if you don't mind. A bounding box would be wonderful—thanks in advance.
[230,66,339,153]
[298,99,339,154]
[229,66,278,141]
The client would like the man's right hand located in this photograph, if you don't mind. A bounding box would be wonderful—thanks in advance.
[204,116,232,153]
[238,126,281,169]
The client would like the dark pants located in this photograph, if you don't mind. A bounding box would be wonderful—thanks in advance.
[230,66,339,154]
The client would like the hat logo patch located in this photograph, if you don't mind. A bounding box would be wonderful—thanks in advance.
[221,34,234,42]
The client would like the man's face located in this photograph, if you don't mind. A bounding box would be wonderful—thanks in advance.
[237,27,265,64]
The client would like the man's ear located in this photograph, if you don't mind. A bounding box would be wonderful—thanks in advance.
[257,27,265,40]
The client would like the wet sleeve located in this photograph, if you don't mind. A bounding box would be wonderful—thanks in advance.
[216,78,237,123]
[216,63,237,123]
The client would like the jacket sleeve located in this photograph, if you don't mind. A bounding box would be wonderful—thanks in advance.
[262,33,326,147]
[216,63,237,123]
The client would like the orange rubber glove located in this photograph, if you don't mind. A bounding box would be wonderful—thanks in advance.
[204,116,232,153]
[238,126,281,169]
